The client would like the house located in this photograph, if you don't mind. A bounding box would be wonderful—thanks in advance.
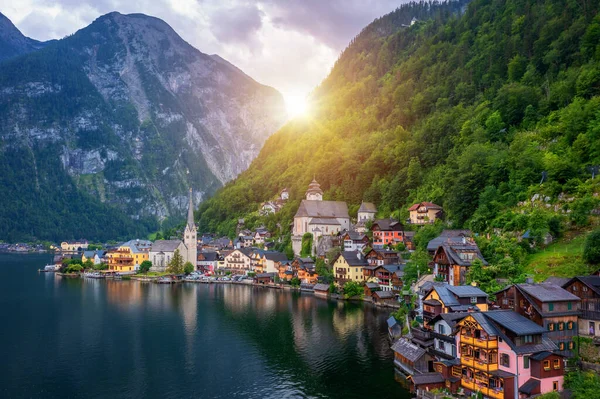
[364,264,404,291]
[82,250,105,265]
[364,248,401,266]
[408,202,443,225]
[355,202,377,232]
[494,283,581,356]
[364,282,380,297]
[371,219,404,249]
[294,257,318,284]
[432,239,488,286]
[408,372,446,394]
[421,283,488,325]
[387,316,402,341]
[240,236,254,248]
[313,283,330,297]
[372,290,397,305]
[60,240,89,252]
[223,249,253,275]
[341,231,370,252]
[431,359,462,394]
[427,230,473,255]
[106,240,151,273]
[428,313,468,359]
[277,260,294,282]
[253,228,271,244]
[562,276,600,338]
[197,252,219,273]
[255,273,275,284]
[455,310,564,399]
[391,338,434,376]
[149,240,187,272]
[260,201,279,215]
[262,252,289,274]
[280,188,289,201]
[332,251,368,285]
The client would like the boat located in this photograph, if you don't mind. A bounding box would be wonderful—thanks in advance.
[156,276,175,284]
[83,272,105,279]
[42,264,58,272]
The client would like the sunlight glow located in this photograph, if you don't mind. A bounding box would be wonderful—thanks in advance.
[285,94,310,119]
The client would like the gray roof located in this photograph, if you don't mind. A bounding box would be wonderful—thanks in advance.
[358,202,377,213]
[518,283,580,302]
[366,282,380,289]
[387,316,398,328]
[340,251,368,266]
[309,217,342,225]
[410,372,445,385]
[255,273,275,278]
[543,277,571,287]
[151,240,184,253]
[383,264,405,273]
[343,231,367,241]
[530,351,554,361]
[484,310,547,336]
[430,313,469,329]
[436,241,488,266]
[446,285,489,298]
[565,276,600,295]
[313,283,330,292]
[426,230,472,252]
[374,291,395,299]
[391,339,426,362]
[371,218,402,231]
[263,252,288,262]
[295,200,349,219]
[469,312,499,336]
[519,378,540,395]
[198,252,218,261]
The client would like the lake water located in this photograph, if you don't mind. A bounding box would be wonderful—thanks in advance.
[0,254,409,398]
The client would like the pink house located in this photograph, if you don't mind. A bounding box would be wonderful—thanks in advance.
[455,310,564,399]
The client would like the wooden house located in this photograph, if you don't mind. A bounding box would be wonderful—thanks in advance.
[432,239,487,286]
[562,276,600,338]
[313,283,330,298]
[391,338,433,376]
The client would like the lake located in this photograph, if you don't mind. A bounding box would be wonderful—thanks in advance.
[0,254,409,398]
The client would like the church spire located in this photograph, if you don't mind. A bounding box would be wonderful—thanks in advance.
[187,187,195,228]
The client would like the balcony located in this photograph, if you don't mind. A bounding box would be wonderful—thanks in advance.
[461,334,497,349]
[461,356,498,372]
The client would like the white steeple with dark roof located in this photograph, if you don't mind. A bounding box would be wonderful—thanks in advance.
[305,176,323,201]
[183,187,197,267]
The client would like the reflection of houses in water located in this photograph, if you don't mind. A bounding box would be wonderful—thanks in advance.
[221,284,254,314]
[105,280,143,310]
[332,305,364,337]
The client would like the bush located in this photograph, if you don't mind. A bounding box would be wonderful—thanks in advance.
[183,262,194,275]
[139,260,152,273]
[343,281,363,298]
[583,229,600,264]
[290,277,300,287]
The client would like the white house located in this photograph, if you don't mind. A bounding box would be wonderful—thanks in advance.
[223,249,253,274]
[429,313,467,358]
[149,240,188,272]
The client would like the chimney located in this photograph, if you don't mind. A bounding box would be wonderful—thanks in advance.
[525,277,534,284]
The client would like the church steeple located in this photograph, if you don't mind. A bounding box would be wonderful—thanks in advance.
[187,187,195,228]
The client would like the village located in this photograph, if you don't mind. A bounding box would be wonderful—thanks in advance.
[46,179,600,399]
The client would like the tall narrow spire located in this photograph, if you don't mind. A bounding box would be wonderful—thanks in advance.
[187,187,195,228]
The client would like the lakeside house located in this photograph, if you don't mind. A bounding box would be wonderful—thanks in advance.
[60,240,89,252]
[106,239,151,273]
[495,283,581,356]
[197,251,219,273]
[82,250,105,265]
[332,250,368,285]
[313,283,330,297]
[223,248,253,275]
[365,248,401,266]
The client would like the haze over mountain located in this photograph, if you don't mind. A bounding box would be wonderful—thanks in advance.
[0,11,287,241]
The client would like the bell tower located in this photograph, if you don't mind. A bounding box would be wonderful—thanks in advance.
[183,188,197,268]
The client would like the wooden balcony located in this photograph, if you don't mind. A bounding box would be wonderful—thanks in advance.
[461,356,498,372]
[460,334,497,349]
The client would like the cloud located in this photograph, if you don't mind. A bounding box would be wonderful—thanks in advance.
[0,0,403,104]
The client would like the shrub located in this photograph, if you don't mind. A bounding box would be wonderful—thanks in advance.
[583,229,600,264]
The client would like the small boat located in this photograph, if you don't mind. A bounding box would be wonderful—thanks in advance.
[41,264,58,272]
[157,276,175,284]
[84,272,105,279]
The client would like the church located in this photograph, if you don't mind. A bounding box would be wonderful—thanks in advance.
[292,178,350,255]
[150,188,197,271]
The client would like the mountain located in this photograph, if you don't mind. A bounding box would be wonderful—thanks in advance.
[0,13,49,61]
[197,0,600,242]
[0,12,287,242]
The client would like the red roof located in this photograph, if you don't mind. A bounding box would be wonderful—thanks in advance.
[409,201,442,211]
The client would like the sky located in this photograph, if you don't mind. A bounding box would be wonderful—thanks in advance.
[0,0,403,117]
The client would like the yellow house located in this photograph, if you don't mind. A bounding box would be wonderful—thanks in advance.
[422,284,489,325]
[60,240,89,252]
[408,202,443,225]
[333,251,368,285]
[107,239,151,273]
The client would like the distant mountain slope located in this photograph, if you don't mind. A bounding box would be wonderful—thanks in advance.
[0,13,49,61]
[0,12,287,242]
[197,0,600,238]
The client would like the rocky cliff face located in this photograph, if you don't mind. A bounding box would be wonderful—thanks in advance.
[0,12,287,233]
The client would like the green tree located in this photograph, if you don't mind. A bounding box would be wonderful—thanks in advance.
[139,260,152,274]
[83,260,94,270]
[166,249,184,274]
[301,233,313,257]
[290,277,300,287]
[343,281,363,298]
[183,262,194,275]
[315,258,333,283]
[583,229,600,264]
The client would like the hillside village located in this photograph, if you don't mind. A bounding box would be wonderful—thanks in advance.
[49,178,600,398]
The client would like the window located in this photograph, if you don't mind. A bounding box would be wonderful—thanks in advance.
[583,286,588,292]
[523,335,533,344]
[567,321,574,330]
[523,356,530,369]
[471,297,477,304]
[553,359,560,369]
[568,341,575,350]
[559,322,564,331]
[500,354,510,367]
[438,324,446,335]
[559,342,565,351]
[548,303,554,311]
[544,360,551,371]
[572,285,578,291]
[553,381,559,391]
[548,323,555,331]
[438,341,445,350]
[568,302,572,310]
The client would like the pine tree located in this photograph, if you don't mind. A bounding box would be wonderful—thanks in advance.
[167,249,184,274]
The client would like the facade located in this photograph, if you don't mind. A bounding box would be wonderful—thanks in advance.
[341,231,369,252]
[82,250,105,265]
[429,313,467,359]
[292,179,350,255]
[60,240,89,252]
[197,252,219,273]
[262,252,289,274]
[427,229,473,255]
[280,188,289,200]
[421,283,488,325]
[432,239,488,286]
[364,264,404,291]
[149,240,187,272]
[332,251,368,285]
[313,283,330,297]
[106,240,151,272]
[495,283,580,356]
[277,260,294,282]
[364,248,401,266]
[371,219,404,249]
[355,201,377,232]
[408,202,443,225]
[293,257,318,284]
[562,276,600,338]
[455,311,563,399]
[223,249,253,274]
[392,338,434,376]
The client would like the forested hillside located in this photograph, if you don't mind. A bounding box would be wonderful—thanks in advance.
[197,0,600,244]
